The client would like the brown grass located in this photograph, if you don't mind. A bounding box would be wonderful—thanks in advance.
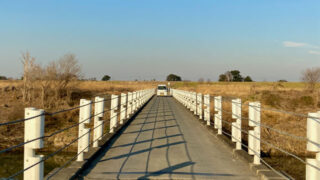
[1,80,318,154]
[172,82,320,155]
[172,81,320,180]
[0,80,157,152]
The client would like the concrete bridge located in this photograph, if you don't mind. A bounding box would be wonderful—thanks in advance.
[67,97,257,179]
[3,88,320,179]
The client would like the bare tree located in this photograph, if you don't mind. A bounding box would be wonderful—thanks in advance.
[225,71,233,82]
[302,67,320,92]
[21,52,81,107]
[37,63,54,107]
[198,78,204,83]
[21,51,37,103]
[53,54,81,99]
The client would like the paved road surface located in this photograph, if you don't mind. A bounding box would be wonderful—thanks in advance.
[82,97,258,180]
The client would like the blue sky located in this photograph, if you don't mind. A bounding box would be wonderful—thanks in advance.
[0,0,319,81]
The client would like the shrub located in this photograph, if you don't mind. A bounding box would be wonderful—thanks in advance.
[244,76,253,82]
[166,74,182,81]
[218,74,227,82]
[301,67,320,92]
[102,75,111,81]
[0,76,7,80]
[261,91,281,107]
[300,96,314,106]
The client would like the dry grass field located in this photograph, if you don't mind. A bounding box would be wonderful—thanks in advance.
[172,81,320,156]
[1,80,318,154]
[0,80,157,152]
[172,81,320,179]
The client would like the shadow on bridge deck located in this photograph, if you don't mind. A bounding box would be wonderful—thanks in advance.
[79,97,258,180]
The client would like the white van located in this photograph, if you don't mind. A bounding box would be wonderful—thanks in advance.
[157,84,168,96]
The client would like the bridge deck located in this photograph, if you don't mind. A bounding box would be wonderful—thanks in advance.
[81,97,258,179]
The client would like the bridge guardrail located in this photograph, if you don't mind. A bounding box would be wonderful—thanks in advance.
[0,88,155,180]
[171,88,320,180]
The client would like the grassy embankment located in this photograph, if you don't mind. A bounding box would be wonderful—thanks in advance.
[172,81,320,179]
[0,80,157,152]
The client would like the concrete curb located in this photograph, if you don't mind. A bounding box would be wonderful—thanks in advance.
[45,96,155,180]
[172,98,289,180]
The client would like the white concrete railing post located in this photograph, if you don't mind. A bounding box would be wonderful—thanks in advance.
[178,91,182,104]
[110,95,119,133]
[197,93,203,119]
[142,90,145,104]
[190,92,194,112]
[204,94,210,126]
[179,90,183,105]
[77,99,92,161]
[193,92,197,114]
[136,91,139,109]
[93,97,104,148]
[232,99,242,150]
[132,92,137,112]
[185,91,188,107]
[127,92,132,118]
[138,91,141,108]
[180,90,184,105]
[191,92,194,113]
[248,102,261,165]
[178,90,181,102]
[24,108,45,180]
[175,90,179,102]
[184,91,188,107]
[136,91,139,111]
[188,92,192,110]
[141,90,144,106]
[146,90,149,101]
[214,96,222,135]
[138,91,140,108]
[176,90,180,104]
[306,111,320,179]
[185,92,189,108]
[120,93,127,125]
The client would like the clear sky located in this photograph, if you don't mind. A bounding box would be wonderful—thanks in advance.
[0,0,319,81]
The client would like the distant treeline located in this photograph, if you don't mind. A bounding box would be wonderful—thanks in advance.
[218,70,253,82]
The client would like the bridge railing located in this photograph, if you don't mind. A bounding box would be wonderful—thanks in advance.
[0,88,155,180]
[171,88,320,179]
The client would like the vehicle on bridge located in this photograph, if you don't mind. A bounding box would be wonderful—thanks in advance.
[157,84,168,96]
